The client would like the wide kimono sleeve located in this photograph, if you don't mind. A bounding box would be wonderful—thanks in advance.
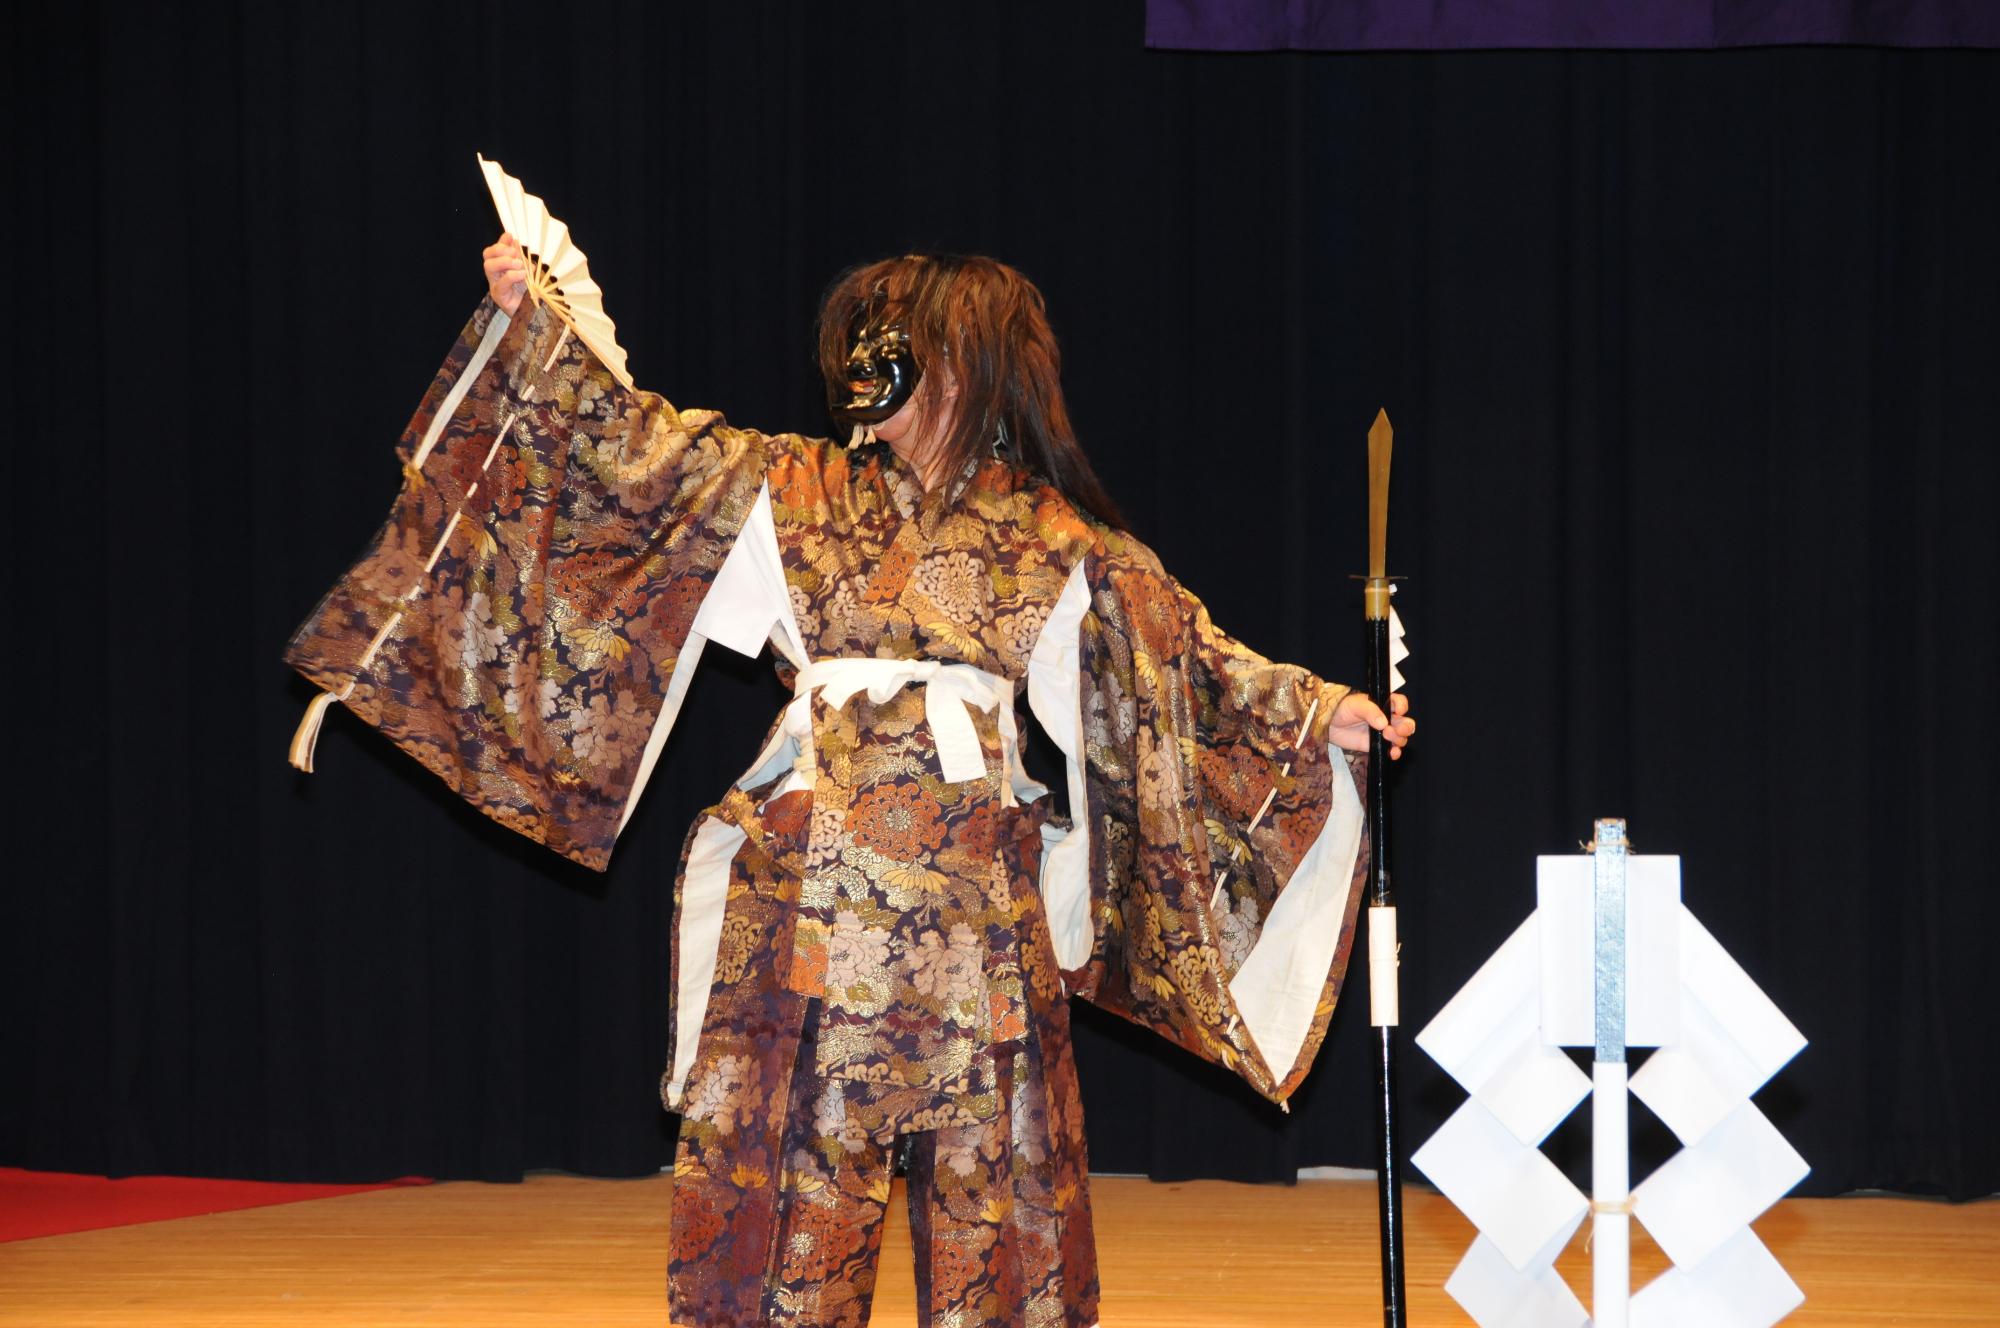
[282,297,775,870]
[1027,540,1369,1104]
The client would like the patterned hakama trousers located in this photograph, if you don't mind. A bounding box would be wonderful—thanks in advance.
[666,793,1101,1328]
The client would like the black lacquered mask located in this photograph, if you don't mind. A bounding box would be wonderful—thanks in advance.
[830,311,921,427]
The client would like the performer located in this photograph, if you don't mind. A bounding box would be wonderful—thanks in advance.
[285,238,1414,1327]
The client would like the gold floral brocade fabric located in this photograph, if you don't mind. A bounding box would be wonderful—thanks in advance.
[283,299,768,869]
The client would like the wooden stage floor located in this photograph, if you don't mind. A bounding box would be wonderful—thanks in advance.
[1,1173,1994,1325]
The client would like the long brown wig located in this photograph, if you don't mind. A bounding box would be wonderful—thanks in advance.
[815,254,1125,529]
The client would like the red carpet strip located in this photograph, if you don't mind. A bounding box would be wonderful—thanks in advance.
[0,1167,433,1242]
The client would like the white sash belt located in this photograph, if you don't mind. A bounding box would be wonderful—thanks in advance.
[785,658,1019,793]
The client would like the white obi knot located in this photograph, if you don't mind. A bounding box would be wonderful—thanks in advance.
[738,658,1025,804]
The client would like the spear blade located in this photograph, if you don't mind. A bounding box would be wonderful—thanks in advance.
[1367,408,1394,613]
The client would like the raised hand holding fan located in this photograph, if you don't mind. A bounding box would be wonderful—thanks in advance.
[476,154,634,390]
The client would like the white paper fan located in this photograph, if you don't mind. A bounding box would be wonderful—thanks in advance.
[476,154,634,390]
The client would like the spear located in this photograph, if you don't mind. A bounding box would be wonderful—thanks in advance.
[1363,407,1408,1325]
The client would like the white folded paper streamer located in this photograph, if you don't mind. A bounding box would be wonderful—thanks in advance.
[1416,914,1590,1148]
[1629,1226,1804,1328]
[1411,1097,1589,1271]
[1445,1221,1589,1328]
[1629,909,1806,1147]
[1412,835,1809,1328]
[1388,602,1409,693]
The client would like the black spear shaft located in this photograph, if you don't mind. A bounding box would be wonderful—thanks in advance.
[1363,408,1408,1326]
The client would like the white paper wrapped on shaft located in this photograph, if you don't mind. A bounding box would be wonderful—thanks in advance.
[1369,905,1400,1026]
[1593,1060,1632,1328]
[477,154,635,390]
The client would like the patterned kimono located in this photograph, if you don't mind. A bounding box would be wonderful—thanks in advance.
[286,298,1370,1328]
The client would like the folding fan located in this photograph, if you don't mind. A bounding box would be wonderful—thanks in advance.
[477,154,634,390]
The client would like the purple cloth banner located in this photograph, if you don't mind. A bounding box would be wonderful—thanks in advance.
[1146,1,2000,50]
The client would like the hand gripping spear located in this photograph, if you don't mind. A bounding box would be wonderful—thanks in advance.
[1363,408,1409,1325]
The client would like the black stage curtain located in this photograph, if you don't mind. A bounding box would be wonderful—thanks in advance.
[7,3,1994,1201]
